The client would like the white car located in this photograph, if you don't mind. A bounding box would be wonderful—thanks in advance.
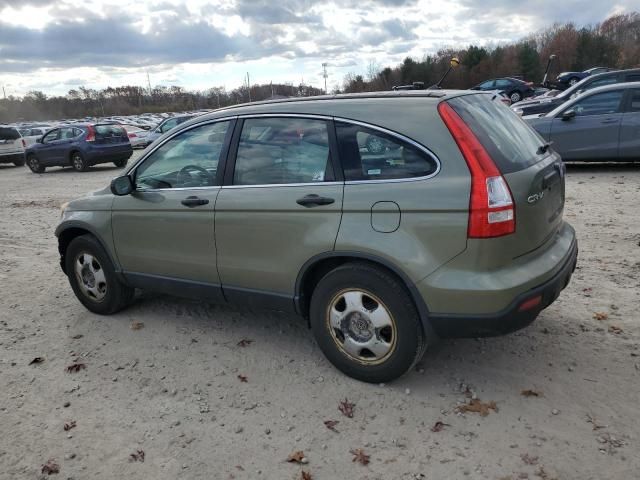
[121,125,151,148]
[0,126,26,167]
[18,126,51,147]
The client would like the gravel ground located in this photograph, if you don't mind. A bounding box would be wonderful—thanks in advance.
[1,155,639,480]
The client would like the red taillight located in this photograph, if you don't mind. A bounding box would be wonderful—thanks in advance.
[21,139,26,148]
[518,295,542,312]
[437,102,515,238]
[86,125,96,142]
[128,133,137,138]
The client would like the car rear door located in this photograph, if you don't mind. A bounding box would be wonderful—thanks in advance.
[619,88,640,160]
[214,115,343,310]
[111,119,234,300]
[548,90,625,160]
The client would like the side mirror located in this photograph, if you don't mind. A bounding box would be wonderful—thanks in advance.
[110,175,134,196]
[561,109,576,121]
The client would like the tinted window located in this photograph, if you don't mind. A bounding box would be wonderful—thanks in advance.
[135,121,229,190]
[233,117,332,185]
[448,94,545,173]
[335,122,437,181]
[0,128,20,141]
[95,125,126,138]
[571,91,624,116]
[495,79,513,88]
[585,76,618,90]
[478,80,495,89]
[628,89,640,112]
[161,118,178,133]
[60,127,77,139]
[626,74,640,82]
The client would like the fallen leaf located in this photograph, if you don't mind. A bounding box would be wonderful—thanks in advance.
[65,363,86,373]
[350,448,370,466]
[237,339,254,347]
[71,334,83,340]
[593,312,608,321]
[324,420,339,432]
[455,399,498,417]
[608,325,623,334]
[287,451,306,464]
[301,470,313,480]
[586,414,607,431]
[235,465,244,471]
[29,357,44,365]
[63,420,76,431]
[41,458,60,475]
[237,374,248,383]
[338,398,355,418]
[430,421,450,432]
[130,321,144,330]
[521,453,539,465]
[521,389,542,398]
[129,449,145,462]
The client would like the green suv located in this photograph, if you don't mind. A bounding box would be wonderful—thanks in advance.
[56,91,578,383]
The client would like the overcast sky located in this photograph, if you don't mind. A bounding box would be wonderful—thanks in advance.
[0,0,636,97]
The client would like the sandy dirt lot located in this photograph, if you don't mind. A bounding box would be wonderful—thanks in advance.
[1,155,639,480]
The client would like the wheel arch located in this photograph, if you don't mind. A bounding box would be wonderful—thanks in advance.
[295,252,434,337]
[56,222,120,276]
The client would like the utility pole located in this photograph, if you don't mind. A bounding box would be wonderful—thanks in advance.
[246,72,251,102]
[322,63,328,94]
[147,71,152,95]
[2,85,6,100]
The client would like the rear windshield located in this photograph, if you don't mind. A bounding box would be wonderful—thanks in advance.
[94,125,126,137]
[0,127,20,141]
[447,94,546,173]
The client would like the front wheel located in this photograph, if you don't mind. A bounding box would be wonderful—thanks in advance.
[509,91,522,103]
[13,156,25,167]
[65,235,134,315]
[114,159,127,168]
[71,152,88,172]
[27,155,45,173]
[309,262,426,383]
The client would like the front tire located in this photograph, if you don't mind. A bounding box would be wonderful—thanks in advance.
[71,151,88,172]
[65,235,134,315]
[509,91,522,103]
[27,155,45,173]
[114,159,127,168]
[13,156,25,167]
[309,262,425,383]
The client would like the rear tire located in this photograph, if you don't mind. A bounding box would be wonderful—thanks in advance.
[568,77,579,86]
[309,262,425,383]
[13,156,25,167]
[65,234,134,315]
[114,159,127,168]
[71,151,88,172]
[27,155,45,173]
[509,91,522,103]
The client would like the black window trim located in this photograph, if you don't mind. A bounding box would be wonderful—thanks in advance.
[126,116,238,191]
[222,113,342,188]
[622,87,640,113]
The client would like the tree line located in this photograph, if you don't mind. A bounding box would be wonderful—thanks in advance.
[1,12,638,123]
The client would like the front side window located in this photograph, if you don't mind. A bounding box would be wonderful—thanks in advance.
[335,122,438,181]
[161,118,178,133]
[570,91,624,117]
[477,80,495,89]
[628,89,640,112]
[233,117,332,185]
[135,121,230,190]
[42,130,60,143]
[60,128,77,139]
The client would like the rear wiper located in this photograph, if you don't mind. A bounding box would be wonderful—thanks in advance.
[537,142,552,155]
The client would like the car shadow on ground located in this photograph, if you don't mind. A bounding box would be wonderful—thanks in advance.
[565,161,640,174]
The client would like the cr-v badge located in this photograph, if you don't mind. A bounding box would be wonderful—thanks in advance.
[528,191,545,204]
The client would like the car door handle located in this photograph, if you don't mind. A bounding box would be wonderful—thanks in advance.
[181,196,209,207]
[296,194,335,207]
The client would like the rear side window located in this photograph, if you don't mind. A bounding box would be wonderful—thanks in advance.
[94,125,126,137]
[447,94,545,174]
[335,122,438,181]
[0,128,20,141]
[625,74,640,82]
[233,117,333,185]
[628,89,640,112]
[571,91,624,116]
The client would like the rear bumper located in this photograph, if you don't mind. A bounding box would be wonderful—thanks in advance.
[429,237,578,338]
[0,152,25,164]
[85,146,133,164]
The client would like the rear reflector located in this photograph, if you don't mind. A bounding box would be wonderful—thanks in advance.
[21,139,26,148]
[437,102,515,238]
[518,295,542,312]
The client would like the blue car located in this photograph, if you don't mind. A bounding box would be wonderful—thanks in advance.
[555,67,612,89]
[25,124,133,173]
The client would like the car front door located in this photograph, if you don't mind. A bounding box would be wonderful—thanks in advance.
[111,119,235,300]
[214,115,343,310]
[619,88,640,160]
[549,90,625,160]
[37,129,62,163]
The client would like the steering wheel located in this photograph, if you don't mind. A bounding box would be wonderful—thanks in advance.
[176,164,213,187]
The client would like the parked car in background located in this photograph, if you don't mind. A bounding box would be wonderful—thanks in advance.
[513,68,640,116]
[18,126,52,147]
[121,125,151,148]
[526,82,640,162]
[55,90,577,383]
[470,77,535,103]
[555,67,613,89]
[0,126,26,167]
[25,124,132,173]
[144,114,194,145]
